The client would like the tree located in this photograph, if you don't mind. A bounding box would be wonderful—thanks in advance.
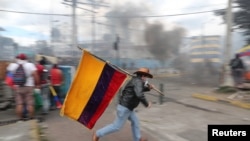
[215,0,250,44]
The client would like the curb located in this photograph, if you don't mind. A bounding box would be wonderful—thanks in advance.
[29,120,40,141]
[230,101,250,109]
[192,94,218,102]
[192,93,250,110]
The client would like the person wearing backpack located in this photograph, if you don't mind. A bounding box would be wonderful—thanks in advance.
[7,53,39,120]
[229,53,246,88]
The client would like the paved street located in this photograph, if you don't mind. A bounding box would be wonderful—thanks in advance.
[41,80,250,141]
[1,80,250,141]
[43,102,158,141]
[137,80,250,141]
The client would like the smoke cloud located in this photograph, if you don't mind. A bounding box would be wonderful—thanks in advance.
[144,22,185,64]
[105,2,186,65]
[105,2,148,42]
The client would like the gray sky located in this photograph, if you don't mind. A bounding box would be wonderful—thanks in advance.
[0,0,231,46]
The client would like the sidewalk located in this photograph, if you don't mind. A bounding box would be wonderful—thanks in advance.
[192,88,250,110]
[0,117,40,141]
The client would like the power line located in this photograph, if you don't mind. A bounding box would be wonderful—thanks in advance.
[171,3,227,11]
[0,8,231,18]
[76,1,110,7]
[64,0,109,7]
[149,3,227,14]
[101,8,228,18]
[62,2,97,13]
[0,9,70,16]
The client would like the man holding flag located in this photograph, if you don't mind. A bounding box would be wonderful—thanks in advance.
[60,50,156,141]
[61,50,128,129]
[92,67,154,141]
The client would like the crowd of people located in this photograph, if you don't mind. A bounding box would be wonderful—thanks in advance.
[5,53,64,121]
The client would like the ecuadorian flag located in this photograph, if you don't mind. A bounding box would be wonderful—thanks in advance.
[60,50,128,129]
[238,45,250,57]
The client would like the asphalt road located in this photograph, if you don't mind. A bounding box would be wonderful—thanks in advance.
[1,80,250,141]
[137,80,250,141]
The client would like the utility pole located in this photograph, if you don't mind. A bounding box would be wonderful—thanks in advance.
[72,0,77,49]
[50,0,54,48]
[67,0,109,53]
[221,0,233,87]
[91,0,96,53]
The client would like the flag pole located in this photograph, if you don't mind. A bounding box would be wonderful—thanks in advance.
[77,46,164,95]
[151,86,164,95]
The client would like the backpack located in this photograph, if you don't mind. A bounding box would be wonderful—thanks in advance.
[40,68,48,83]
[36,64,48,84]
[13,64,27,86]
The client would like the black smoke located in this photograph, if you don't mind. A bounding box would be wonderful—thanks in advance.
[105,2,148,42]
[144,22,185,64]
[105,3,186,65]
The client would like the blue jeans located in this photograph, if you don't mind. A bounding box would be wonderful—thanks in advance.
[96,104,141,141]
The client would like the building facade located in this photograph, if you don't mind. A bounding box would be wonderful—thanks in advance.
[190,35,222,65]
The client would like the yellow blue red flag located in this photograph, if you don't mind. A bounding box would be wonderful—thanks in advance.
[238,45,250,57]
[60,50,128,129]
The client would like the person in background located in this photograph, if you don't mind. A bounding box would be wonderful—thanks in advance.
[229,53,246,88]
[49,64,63,110]
[5,55,20,88]
[39,56,47,65]
[36,58,50,115]
[92,67,154,141]
[6,53,39,120]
